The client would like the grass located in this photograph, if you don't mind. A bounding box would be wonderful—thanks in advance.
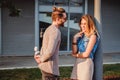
[104,64,120,76]
[103,64,120,80]
[0,64,120,80]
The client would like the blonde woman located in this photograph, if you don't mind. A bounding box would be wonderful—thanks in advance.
[71,14,100,80]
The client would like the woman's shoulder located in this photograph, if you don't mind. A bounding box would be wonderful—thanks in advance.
[89,33,97,41]
[89,32,100,43]
[90,31,99,37]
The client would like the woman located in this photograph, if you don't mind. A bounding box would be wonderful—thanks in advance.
[71,14,100,80]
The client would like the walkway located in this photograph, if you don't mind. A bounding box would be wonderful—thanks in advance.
[0,53,120,70]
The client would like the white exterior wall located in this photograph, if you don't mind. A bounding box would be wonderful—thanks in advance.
[0,8,1,55]
[88,0,120,53]
[1,0,120,56]
[102,0,120,53]
[2,0,35,56]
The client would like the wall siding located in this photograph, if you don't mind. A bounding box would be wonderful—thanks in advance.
[1,0,120,56]
[102,0,120,53]
[2,0,35,56]
[88,0,120,53]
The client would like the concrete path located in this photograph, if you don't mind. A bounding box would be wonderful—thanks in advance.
[0,53,120,70]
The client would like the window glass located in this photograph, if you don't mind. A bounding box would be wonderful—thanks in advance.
[39,0,84,51]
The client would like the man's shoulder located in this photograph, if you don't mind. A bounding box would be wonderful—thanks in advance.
[47,25,59,32]
[44,25,52,32]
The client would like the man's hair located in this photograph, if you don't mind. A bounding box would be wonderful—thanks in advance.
[52,6,66,21]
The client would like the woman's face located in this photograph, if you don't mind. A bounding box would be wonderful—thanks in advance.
[80,18,88,33]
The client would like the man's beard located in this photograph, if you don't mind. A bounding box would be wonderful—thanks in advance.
[59,23,64,27]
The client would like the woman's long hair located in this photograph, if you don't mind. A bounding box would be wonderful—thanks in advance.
[79,14,99,37]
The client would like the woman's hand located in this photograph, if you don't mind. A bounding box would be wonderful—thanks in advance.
[34,55,41,64]
[73,32,83,41]
[71,53,77,57]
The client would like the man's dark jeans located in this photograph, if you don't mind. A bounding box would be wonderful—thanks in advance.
[41,71,59,80]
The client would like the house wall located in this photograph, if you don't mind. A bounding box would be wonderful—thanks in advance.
[1,0,120,56]
[2,0,35,56]
[88,0,120,53]
[102,0,120,53]
[0,8,1,54]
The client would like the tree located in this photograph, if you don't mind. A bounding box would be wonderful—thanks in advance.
[0,0,21,17]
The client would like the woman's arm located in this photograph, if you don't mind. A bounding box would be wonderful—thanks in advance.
[72,37,78,56]
[72,32,83,56]
[74,34,97,58]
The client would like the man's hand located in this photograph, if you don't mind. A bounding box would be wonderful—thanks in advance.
[34,55,41,64]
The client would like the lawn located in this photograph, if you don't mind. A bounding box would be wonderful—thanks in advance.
[0,64,120,80]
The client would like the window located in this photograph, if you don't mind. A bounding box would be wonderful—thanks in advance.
[39,0,84,52]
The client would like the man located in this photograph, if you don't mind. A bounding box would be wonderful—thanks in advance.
[34,6,67,80]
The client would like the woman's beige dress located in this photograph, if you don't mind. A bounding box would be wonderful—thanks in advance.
[71,35,96,80]
[71,58,94,80]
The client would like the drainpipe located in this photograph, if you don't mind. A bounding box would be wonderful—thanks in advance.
[35,0,39,50]
[0,8,2,55]
[93,0,103,80]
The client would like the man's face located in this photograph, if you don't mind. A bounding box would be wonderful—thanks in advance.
[58,13,67,27]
